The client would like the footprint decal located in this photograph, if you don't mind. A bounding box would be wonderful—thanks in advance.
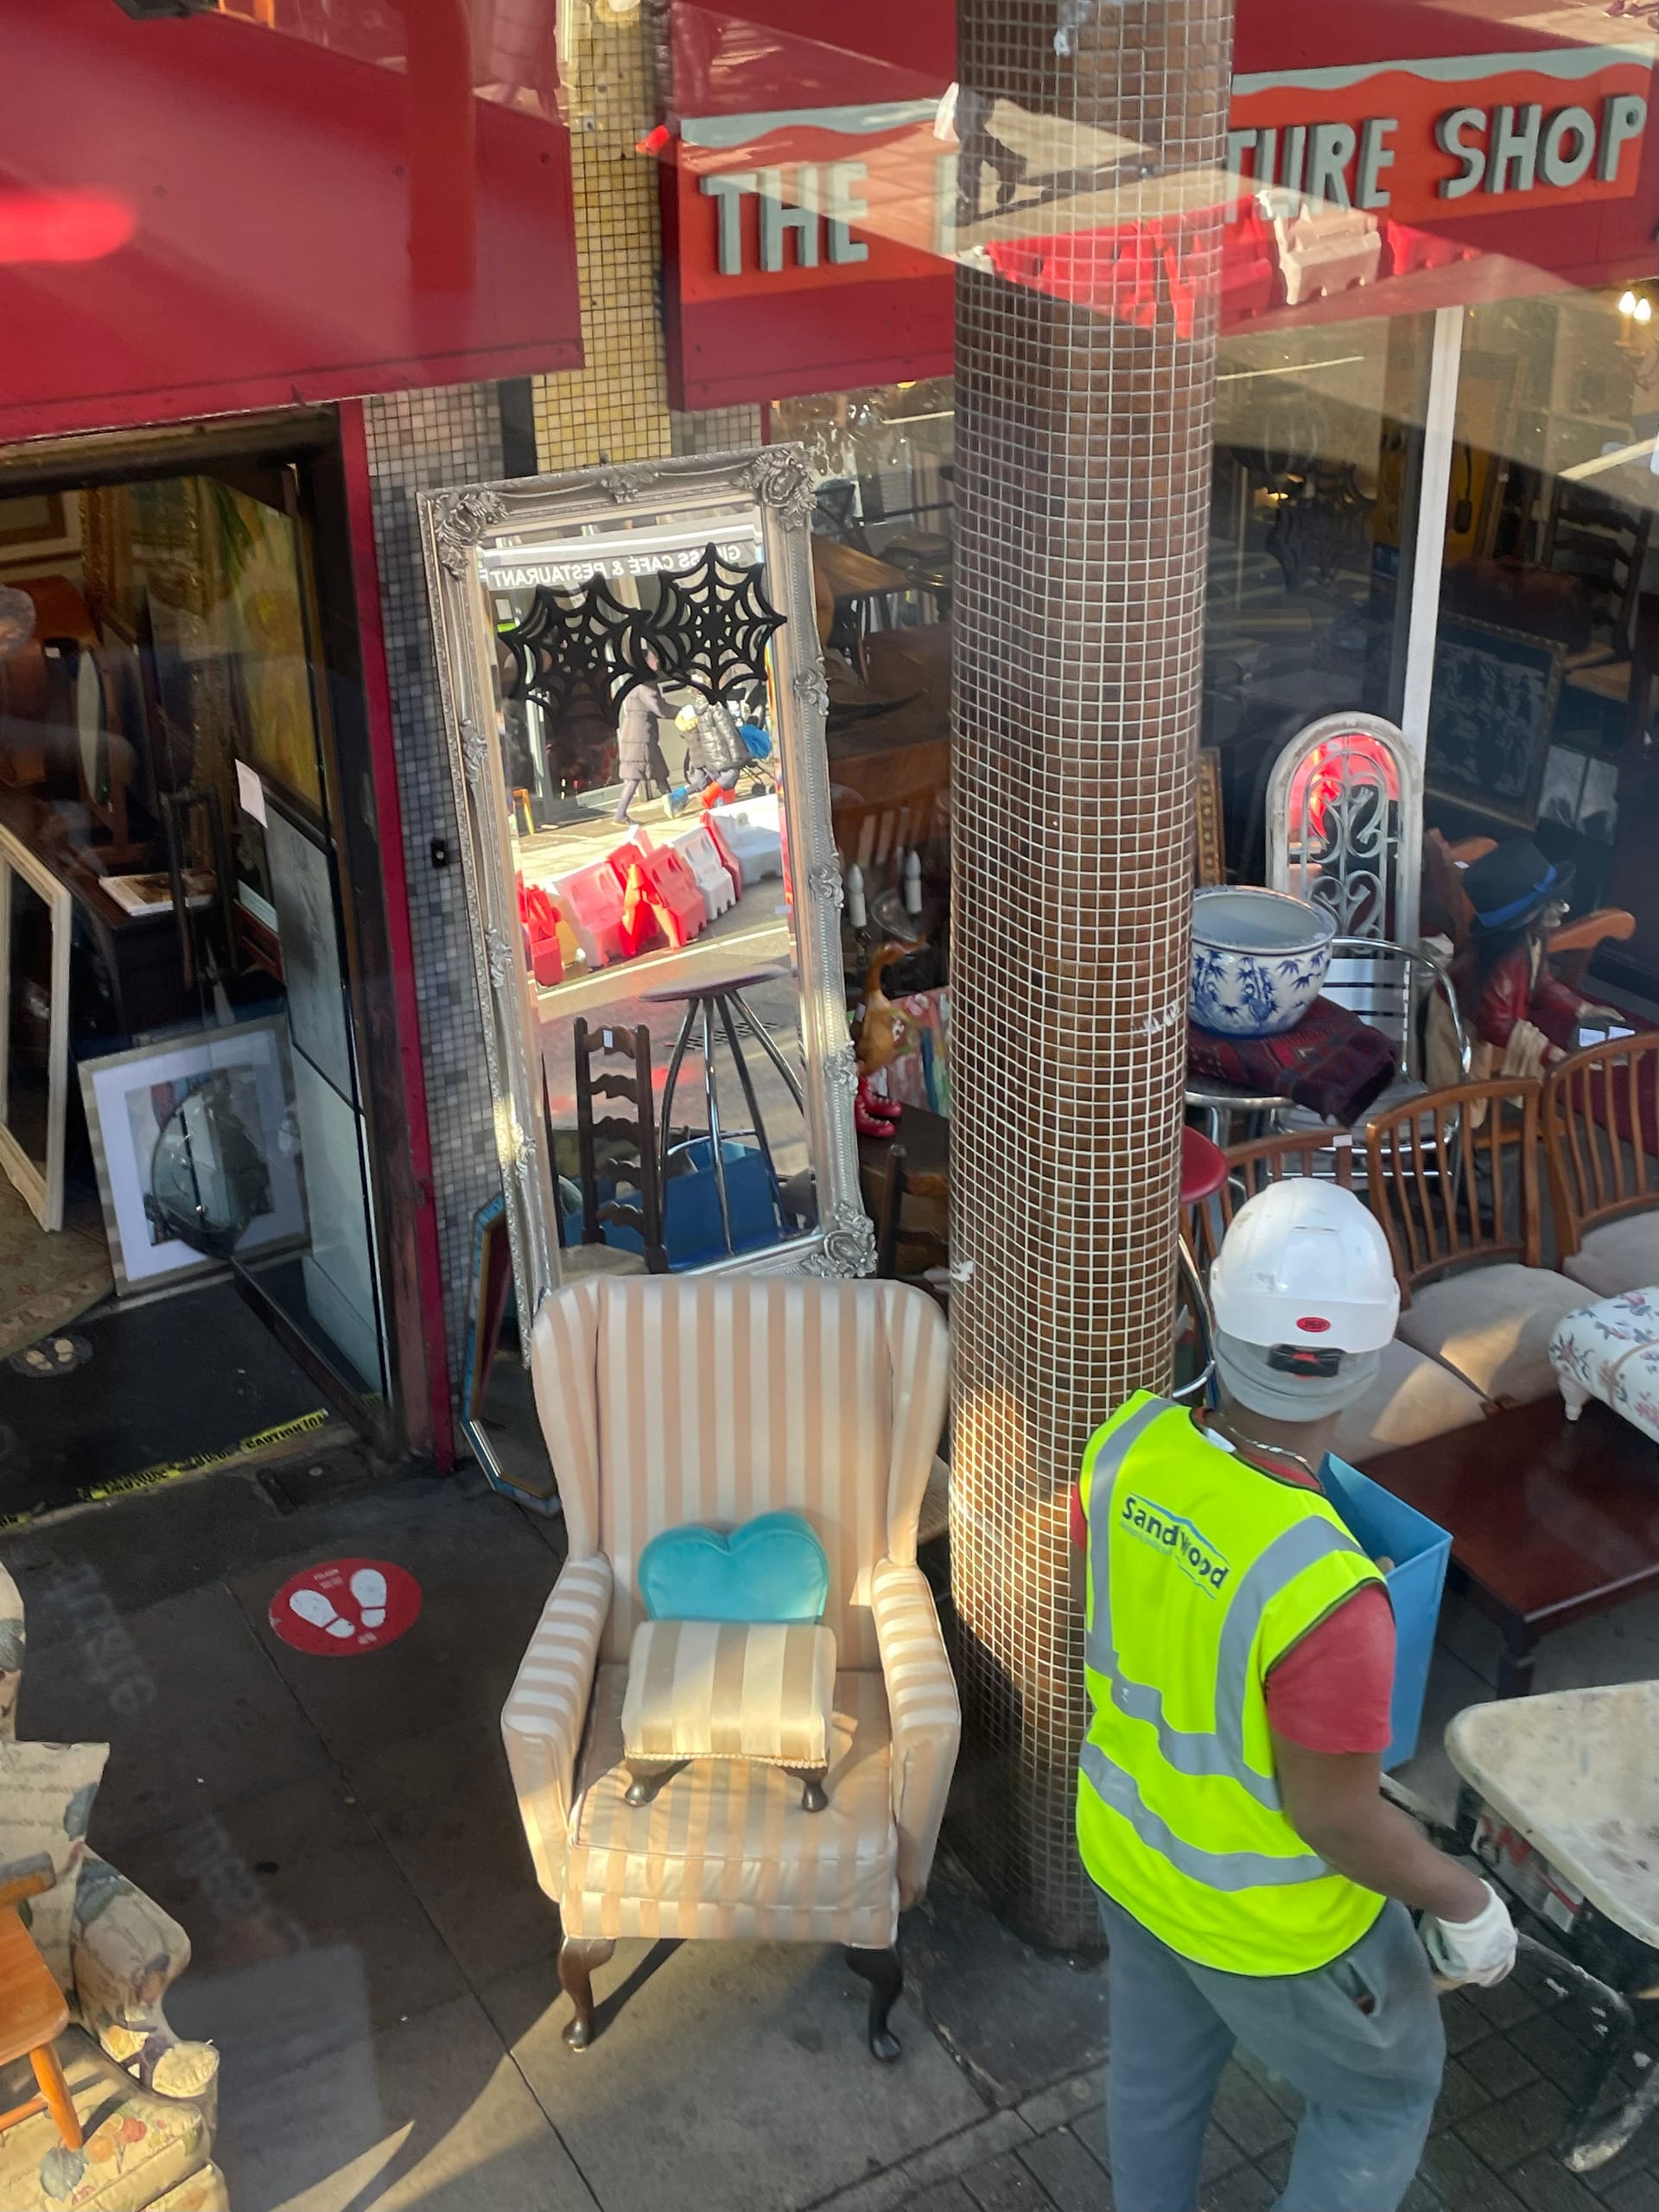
[270,1559,420,1655]
[288,1589,354,1640]
[349,1567,387,1630]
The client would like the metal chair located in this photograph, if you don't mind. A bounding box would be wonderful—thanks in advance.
[1187,935,1471,1148]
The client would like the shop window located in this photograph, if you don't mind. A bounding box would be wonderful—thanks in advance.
[1427,287,1658,1000]
[1204,314,1434,882]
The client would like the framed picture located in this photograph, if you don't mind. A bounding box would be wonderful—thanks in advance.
[1194,747,1225,887]
[1426,617,1563,830]
[0,492,79,564]
[101,872,214,920]
[264,801,352,1098]
[78,1015,308,1294]
[0,826,71,1231]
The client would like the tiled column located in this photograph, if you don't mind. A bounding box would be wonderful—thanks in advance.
[948,0,1234,1945]
[531,3,674,472]
[361,385,506,1376]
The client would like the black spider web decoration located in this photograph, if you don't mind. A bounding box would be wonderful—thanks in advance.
[626,544,785,702]
[498,573,638,721]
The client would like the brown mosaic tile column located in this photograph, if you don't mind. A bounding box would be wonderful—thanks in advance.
[949,0,1235,1947]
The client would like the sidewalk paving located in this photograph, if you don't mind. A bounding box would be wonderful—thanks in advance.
[3,1462,1655,2212]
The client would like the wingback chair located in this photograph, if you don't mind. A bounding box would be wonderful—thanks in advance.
[501,1276,958,2060]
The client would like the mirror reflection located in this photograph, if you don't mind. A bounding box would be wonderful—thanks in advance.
[480,493,816,1273]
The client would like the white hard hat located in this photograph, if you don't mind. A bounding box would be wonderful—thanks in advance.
[1209,1180,1400,1421]
[1212,1179,1399,1352]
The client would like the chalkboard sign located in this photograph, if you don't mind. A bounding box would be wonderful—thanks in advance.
[1426,615,1562,830]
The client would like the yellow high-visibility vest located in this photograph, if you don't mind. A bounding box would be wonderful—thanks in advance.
[1077,1392,1388,1974]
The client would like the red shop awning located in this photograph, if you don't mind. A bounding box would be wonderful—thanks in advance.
[0,0,583,443]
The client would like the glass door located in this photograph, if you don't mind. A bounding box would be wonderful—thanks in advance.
[130,461,389,1412]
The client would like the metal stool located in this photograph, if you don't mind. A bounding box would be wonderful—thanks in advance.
[643,968,804,1258]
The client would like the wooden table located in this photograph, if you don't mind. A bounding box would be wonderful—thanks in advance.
[1367,1397,1659,1699]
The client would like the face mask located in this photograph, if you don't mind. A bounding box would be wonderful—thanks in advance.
[1212,1331,1381,1422]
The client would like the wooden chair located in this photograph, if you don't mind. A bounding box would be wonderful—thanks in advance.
[1542,1031,1659,1299]
[1183,1126,1488,1464]
[574,1019,667,1273]
[1184,1125,1355,1276]
[1365,1078,1588,1405]
[874,1143,949,1305]
[0,1865,79,2153]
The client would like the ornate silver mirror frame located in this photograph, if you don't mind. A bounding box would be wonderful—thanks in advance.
[419,447,870,1331]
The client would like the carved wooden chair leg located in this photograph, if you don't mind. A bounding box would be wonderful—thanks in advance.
[846,1945,903,2062]
[625,1758,690,1807]
[785,1766,830,1813]
[558,1935,616,2050]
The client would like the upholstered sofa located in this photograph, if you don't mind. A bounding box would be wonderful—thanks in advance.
[501,1275,959,2058]
[0,1567,225,2211]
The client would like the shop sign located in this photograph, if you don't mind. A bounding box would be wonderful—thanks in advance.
[662,28,1655,407]
[676,106,952,306]
[1226,48,1650,222]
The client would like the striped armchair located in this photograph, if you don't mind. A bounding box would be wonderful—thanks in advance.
[502,1276,958,2060]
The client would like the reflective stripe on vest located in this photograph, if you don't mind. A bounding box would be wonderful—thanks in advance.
[1084,1398,1363,1811]
[1077,1394,1387,1973]
[1078,1738,1327,1888]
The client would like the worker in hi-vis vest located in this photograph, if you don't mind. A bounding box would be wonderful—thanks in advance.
[1072,1181,1516,2212]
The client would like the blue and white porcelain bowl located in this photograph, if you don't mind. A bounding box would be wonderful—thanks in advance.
[1189,887,1334,1038]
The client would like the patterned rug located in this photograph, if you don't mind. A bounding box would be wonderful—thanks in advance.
[0,1178,113,1363]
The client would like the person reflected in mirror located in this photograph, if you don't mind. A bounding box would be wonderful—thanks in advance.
[612,652,674,823]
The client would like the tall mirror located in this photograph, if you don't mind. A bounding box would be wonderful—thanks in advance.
[422,448,870,1352]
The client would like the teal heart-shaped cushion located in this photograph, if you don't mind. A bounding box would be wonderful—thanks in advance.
[637,1510,830,1624]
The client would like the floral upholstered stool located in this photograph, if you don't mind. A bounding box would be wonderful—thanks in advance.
[1550,1287,1659,1446]
[0,2033,224,2210]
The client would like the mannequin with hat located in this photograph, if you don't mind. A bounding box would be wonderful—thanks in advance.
[1440,838,1618,1084]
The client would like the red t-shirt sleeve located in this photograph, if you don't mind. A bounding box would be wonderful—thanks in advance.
[1264,1585,1396,1754]
[1069,1480,1088,1551]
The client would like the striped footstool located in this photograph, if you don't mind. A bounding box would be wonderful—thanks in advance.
[620,1618,839,1812]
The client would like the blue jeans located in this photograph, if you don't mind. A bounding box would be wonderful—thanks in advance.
[1096,1891,1445,2212]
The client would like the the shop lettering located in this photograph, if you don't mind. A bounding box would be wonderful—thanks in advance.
[1225,92,1648,209]
[685,59,1651,283]
[702,162,877,275]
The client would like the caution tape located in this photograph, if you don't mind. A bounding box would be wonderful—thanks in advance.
[82,1409,335,1503]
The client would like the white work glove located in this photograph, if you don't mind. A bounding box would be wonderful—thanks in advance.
[1421,1880,1516,1988]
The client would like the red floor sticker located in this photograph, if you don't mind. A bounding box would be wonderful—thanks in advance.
[270,1559,421,1656]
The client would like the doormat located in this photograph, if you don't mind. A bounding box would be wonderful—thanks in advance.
[0,1180,112,1363]
[0,1278,340,1530]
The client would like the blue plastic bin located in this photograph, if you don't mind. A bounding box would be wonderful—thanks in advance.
[1319,1453,1452,1771]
